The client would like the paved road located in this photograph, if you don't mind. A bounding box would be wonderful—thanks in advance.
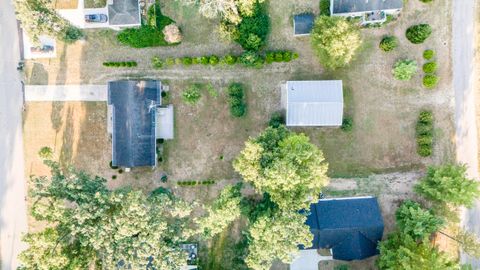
[453,0,480,268]
[0,0,29,269]
[25,85,108,101]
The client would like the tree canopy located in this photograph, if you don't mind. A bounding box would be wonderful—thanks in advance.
[414,164,480,207]
[245,210,312,270]
[176,0,264,24]
[310,16,362,69]
[395,200,444,240]
[19,161,192,269]
[195,184,242,238]
[233,126,329,211]
[377,232,459,270]
[14,0,81,43]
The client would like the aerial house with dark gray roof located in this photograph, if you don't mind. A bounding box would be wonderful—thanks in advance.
[290,196,384,270]
[286,80,343,127]
[330,0,403,24]
[108,80,173,169]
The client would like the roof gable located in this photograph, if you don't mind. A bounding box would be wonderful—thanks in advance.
[108,0,141,26]
[332,0,403,14]
[304,197,384,261]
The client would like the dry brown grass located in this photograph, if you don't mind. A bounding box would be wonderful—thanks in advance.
[53,0,78,9]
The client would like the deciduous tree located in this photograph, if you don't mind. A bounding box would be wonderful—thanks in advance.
[414,164,480,207]
[233,126,329,211]
[245,210,312,270]
[395,200,444,240]
[310,16,362,69]
[19,161,192,269]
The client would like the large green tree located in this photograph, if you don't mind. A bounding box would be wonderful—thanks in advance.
[245,210,312,270]
[19,161,192,269]
[414,164,480,207]
[310,16,362,69]
[377,232,459,270]
[195,184,242,238]
[233,126,329,211]
[14,0,81,43]
[395,200,444,240]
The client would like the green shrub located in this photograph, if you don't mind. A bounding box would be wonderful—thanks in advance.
[416,110,434,157]
[265,52,275,64]
[228,83,247,117]
[393,59,418,81]
[283,51,292,62]
[236,3,270,52]
[423,49,435,60]
[112,175,117,180]
[406,24,432,44]
[240,51,263,68]
[182,57,193,65]
[379,36,398,52]
[268,111,285,128]
[209,55,220,65]
[63,26,83,43]
[192,57,199,64]
[117,2,176,48]
[224,55,237,65]
[319,0,330,16]
[423,62,437,73]
[103,61,138,68]
[293,52,299,59]
[206,83,219,98]
[274,52,284,62]
[165,57,175,66]
[200,56,210,65]
[423,74,439,89]
[38,146,53,159]
[182,85,202,105]
[341,117,353,132]
[419,0,433,2]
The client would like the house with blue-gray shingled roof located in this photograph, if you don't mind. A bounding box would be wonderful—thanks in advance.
[290,196,384,270]
[330,0,403,24]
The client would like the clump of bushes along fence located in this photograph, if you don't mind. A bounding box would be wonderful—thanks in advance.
[177,179,215,186]
[103,61,138,67]
[416,110,434,157]
[151,51,299,69]
[228,83,247,117]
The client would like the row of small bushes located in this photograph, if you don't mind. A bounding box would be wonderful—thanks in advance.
[151,51,299,69]
[228,83,247,117]
[422,50,439,89]
[177,179,215,186]
[103,61,138,67]
[416,110,434,157]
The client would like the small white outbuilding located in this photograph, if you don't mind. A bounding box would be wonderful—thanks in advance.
[286,80,344,127]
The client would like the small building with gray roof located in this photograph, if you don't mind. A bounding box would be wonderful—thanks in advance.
[286,80,343,127]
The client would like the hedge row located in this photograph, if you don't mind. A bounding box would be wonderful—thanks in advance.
[416,110,434,157]
[177,179,216,186]
[151,50,299,69]
[103,61,138,67]
[228,83,246,117]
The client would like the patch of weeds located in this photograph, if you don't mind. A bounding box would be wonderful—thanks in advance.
[206,83,219,98]
[182,84,202,105]
[268,111,285,128]
[341,117,353,132]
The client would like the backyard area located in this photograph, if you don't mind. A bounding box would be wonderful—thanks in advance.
[22,0,456,268]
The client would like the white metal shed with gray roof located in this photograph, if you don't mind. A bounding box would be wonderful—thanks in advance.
[286,80,343,127]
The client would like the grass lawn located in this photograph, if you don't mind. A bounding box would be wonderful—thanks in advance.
[84,0,106,8]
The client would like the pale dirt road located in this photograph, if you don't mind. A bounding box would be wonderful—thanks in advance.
[454,0,480,268]
[0,0,28,269]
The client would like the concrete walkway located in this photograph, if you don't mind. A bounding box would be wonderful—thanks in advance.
[25,85,107,101]
[453,0,480,267]
[0,0,28,269]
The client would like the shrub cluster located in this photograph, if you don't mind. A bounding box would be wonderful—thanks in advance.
[228,83,247,117]
[268,111,285,128]
[103,61,137,67]
[416,111,434,157]
[177,179,215,186]
[393,59,418,81]
[379,36,398,52]
[341,117,353,132]
[117,2,177,48]
[152,51,298,69]
[406,24,432,44]
[235,3,270,52]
